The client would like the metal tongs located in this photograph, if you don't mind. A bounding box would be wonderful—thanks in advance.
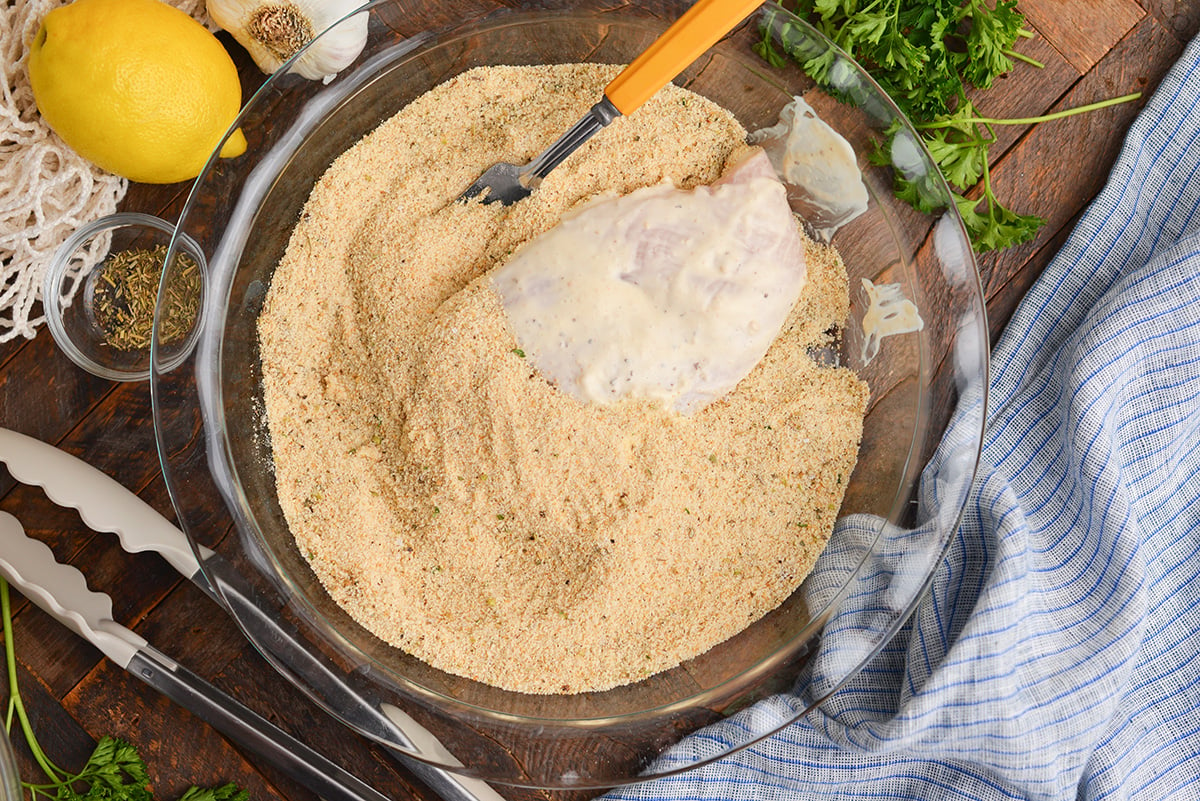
[0,428,503,801]
[0,512,393,801]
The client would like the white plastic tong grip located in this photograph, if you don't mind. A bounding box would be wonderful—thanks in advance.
[0,511,146,668]
[0,428,205,578]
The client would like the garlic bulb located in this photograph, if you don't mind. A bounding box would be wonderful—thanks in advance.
[207,0,368,83]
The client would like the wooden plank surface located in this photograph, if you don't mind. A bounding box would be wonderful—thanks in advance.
[2,1,1196,800]
[1020,0,1145,72]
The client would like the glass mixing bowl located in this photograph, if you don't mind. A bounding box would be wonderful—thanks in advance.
[0,733,19,801]
[151,0,987,790]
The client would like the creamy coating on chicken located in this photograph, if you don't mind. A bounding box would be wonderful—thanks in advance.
[492,147,808,414]
[749,96,869,240]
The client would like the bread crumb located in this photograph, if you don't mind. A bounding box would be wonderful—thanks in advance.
[259,64,868,694]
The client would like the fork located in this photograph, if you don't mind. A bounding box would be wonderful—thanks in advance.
[459,0,765,204]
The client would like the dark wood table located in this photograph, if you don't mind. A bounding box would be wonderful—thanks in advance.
[2,2,1197,799]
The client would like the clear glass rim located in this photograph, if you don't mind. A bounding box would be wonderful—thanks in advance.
[0,732,20,801]
[154,0,989,786]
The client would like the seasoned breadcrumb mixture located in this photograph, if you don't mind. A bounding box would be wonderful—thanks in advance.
[259,64,869,694]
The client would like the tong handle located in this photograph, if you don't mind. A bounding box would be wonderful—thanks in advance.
[0,428,206,578]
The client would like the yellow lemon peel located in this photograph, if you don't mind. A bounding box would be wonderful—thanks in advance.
[28,0,246,184]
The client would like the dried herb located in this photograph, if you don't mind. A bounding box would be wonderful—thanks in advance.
[92,245,200,350]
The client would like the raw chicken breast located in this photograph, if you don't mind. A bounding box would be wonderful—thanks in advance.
[491,147,808,414]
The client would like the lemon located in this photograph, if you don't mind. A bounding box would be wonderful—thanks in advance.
[28,0,248,184]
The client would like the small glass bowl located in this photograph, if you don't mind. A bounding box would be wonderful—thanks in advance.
[43,212,207,382]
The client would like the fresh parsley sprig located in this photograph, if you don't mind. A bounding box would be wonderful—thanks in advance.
[18,736,153,801]
[913,94,1144,250]
[800,0,1030,119]
[2,578,248,801]
[759,1,1141,252]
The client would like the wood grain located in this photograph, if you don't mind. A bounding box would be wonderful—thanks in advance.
[965,30,1079,159]
[1020,0,1146,73]
[3,2,1198,800]
[67,660,296,801]
[1140,0,1200,42]
[980,13,1182,338]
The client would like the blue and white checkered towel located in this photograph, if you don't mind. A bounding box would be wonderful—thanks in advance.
[606,31,1200,801]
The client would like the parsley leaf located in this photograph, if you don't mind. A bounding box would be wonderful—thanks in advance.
[761,1,1140,252]
[955,192,1044,252]
[891,171,949,217]
[957,0,1025,89]
[923,125,990,189]
[37,736,156,801]
[176,784,249,801]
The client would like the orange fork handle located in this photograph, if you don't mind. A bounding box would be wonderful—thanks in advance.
[604,0,766,116]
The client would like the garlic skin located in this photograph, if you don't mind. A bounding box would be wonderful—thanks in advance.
[207,0,369,83]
